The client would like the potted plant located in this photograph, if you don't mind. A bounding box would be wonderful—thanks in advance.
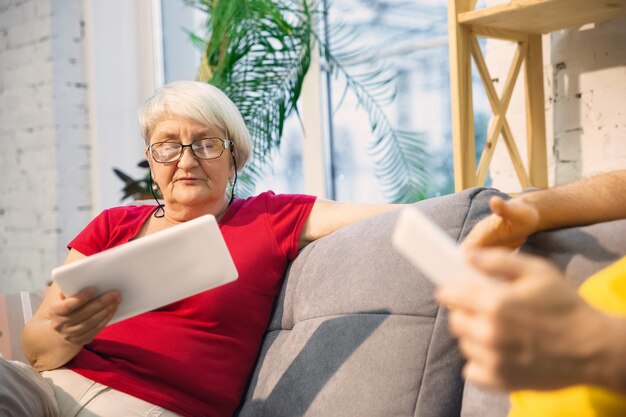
[113,159,159,201]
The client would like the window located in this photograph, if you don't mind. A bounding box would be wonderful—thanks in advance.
[158,0,490,201]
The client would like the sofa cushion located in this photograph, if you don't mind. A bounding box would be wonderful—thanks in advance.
[523,219,626,285]
[237,187,506,417]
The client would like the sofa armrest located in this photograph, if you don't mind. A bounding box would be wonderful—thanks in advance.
[0,290,46,363]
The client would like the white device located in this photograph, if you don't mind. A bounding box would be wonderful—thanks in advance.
[392,207,488,286]
[52,214,238,325]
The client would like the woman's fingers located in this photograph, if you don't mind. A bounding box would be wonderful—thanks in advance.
[49,289,121,345]
[61,299,120,345]
[50,287,97,316]
[61,291,120,327]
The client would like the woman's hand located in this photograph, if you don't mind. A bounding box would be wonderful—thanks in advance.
[48,287,121,346]
[22,249,122,371]
[461,196,540,250]
[436,249,613,391]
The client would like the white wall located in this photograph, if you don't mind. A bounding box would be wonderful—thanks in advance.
[84,0,160,213]
[0,0,91,292]
[0,0,159,293]
[485,15,626,191]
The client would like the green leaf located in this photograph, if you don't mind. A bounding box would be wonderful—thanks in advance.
[187,0,429,202]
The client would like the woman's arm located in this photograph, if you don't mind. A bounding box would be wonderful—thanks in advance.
[21,249,121,371]
[299,199,400,247]
[462,169,626,249]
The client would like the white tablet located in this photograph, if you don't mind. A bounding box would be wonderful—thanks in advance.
[392,207,488,286]
[52,214,238,325]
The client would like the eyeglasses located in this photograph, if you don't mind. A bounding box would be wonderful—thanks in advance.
[148,138,233,163]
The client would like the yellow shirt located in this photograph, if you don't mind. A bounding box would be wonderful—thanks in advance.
[508,256,626,417]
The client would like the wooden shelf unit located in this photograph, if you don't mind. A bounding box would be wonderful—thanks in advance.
[448,0,626,191]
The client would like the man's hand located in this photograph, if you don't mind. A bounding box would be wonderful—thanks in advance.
[461,196,540,250]
[436,250,612,391]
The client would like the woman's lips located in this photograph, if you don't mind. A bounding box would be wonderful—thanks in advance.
[176,178,201,183]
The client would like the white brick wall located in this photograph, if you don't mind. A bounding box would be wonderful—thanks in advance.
[485,15,626,192]
[0,0,91,293]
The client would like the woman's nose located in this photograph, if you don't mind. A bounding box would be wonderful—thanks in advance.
[177,146,199,167]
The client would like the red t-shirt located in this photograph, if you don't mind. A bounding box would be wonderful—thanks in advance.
[65,191,316,417]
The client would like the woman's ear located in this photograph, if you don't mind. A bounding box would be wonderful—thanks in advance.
[145,147,154,171]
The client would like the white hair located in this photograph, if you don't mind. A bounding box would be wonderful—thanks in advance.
[138,81,252,169]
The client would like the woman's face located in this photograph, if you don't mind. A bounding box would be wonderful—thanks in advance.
[147,115,233,211]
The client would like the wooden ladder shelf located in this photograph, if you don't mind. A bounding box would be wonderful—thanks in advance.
[448,0,626,191]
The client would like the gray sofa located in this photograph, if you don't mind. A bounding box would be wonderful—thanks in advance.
[2,187,626,416]
[237,186,626,417]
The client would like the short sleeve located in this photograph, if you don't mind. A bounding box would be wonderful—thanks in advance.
[67,209,111,256]
[264,192,316,260]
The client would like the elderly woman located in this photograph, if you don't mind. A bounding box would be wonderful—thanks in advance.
[1,81,400,417]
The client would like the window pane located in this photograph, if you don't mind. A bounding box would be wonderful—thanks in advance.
[326,0,490,202]
[160,0,204,83]
[158,1,491,199]
[254,114,305,194]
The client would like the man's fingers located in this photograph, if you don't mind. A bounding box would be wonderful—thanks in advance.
[469,249,559,283]
[468,249,531,281]
[492,197,525,222]
[449,306,520,349]
[488,196,507,217]
[499,198,541,230]
[435,280,484,311]
[436,277,509,316]
[463,361,508,391]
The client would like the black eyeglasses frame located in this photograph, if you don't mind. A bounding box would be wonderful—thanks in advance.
[148,138,233,163]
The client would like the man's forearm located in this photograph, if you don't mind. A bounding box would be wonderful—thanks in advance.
[519,170,626,232]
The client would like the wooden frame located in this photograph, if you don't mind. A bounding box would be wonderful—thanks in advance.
[448,0,626,191]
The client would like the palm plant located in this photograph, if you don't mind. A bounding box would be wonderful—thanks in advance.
[187,0,429,203]
[114,1,429,202]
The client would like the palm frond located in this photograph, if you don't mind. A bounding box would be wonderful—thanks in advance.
[188,0,312,196]
[318,21,429,203]
[187,0,429,203]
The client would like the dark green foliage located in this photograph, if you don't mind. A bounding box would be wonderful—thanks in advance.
[113,160,158,201]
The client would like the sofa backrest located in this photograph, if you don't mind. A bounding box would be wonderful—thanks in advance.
[4,187,625,417]
[237,187,506,417]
